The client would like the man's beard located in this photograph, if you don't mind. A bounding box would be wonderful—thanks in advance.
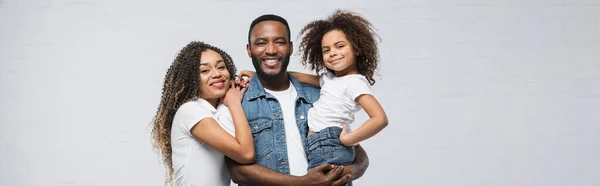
[251,54,291,80]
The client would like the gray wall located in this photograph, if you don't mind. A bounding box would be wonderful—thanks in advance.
[1,0,599,185]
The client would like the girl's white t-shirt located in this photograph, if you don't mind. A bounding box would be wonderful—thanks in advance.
[307,72,372,132]
[170,98,235,186]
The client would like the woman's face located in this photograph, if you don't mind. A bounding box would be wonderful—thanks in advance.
[198,49,231,100]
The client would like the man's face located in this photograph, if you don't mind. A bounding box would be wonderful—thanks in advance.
[247,20,292,79]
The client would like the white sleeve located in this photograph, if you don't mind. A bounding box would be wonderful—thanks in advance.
[176,102,212,136]
[319,71,335,87]
[216,104,236,137]
[345,75,372,101]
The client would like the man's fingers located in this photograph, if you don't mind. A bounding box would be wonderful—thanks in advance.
[325,165,344,180]
[312,163,332,173]
[331,174,352,186]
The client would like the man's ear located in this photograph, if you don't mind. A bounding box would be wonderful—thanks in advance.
[289,41,294,55]
[246,44,252,58]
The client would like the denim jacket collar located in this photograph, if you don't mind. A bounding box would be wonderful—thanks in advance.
[245,72,316,104]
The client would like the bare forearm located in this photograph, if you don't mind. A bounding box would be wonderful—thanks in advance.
[340,117,387,146]
[342,144,369,180]
[225,157,306,186]
[289,72,320,87]
[228,103,255,161]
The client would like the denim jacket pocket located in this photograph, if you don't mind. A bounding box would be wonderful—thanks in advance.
[248,118,274,165]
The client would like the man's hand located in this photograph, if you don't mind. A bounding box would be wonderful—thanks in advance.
[302,164,352,186]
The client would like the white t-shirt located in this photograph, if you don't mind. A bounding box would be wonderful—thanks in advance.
[170,98,235,186]
[307,72,372,132]
[265,83,309,176]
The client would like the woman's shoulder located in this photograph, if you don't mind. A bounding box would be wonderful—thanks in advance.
[175,99,214,117]
[178,100,203,111]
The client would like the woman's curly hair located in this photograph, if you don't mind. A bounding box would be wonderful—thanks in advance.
[151,41,236,185]
[299,10,381,85]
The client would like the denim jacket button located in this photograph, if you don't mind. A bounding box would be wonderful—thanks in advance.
[300,115,305,120]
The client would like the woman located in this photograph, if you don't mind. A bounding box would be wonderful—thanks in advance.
[151,41,254,185]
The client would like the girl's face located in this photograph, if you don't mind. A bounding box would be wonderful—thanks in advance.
[198,49,231,100]
[321,29,358,76]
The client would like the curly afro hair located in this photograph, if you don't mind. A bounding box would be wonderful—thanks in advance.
[299,10,381,85]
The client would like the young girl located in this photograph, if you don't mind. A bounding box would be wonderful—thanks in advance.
[151,41,254,186]
[294,9,388,180]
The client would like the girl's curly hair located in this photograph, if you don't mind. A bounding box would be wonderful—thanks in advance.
[151,41,236,185]
[299,10,381,85]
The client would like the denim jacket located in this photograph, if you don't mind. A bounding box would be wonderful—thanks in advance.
[241,73,321,174]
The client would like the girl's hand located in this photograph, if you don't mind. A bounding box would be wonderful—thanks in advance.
[222,82,247,107]
[339,124,358,147]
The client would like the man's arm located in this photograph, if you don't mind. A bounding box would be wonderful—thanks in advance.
[340,144,369,180]
[225,157,351,186]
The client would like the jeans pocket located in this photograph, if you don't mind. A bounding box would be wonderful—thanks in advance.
[306,143,324,170]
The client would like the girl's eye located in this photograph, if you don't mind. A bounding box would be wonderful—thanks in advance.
[201,69,209,73]
[218,66,226,69]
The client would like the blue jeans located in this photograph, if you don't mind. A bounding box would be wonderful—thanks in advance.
[306,127,355,185]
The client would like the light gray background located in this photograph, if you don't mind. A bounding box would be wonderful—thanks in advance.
[1,0,599,185]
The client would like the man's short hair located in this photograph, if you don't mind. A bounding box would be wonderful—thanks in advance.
[248,14,291,44]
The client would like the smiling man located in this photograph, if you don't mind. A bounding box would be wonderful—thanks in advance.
[224,14,370,186]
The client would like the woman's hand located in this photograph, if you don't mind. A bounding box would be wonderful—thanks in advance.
[222,82,247,107]
[233,70,255,89]
[238,70,255,83]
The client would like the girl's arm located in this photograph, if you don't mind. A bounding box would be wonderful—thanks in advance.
[190,83,255,164]
[289,72,320,87]
[339,94,388,146]
[238,70,320,87]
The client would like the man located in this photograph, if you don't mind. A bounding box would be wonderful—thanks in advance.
[225,14,369,186]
